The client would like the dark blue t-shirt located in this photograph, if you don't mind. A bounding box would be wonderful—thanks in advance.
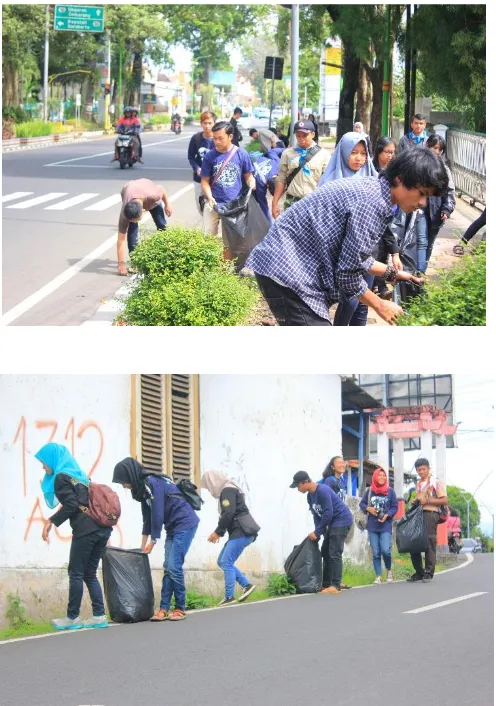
[141,475,199,541]
[359,487,398,533]
[307,483,353,537]
[252,148,282,221]
[188,132,214,184]
[200,146,253,205]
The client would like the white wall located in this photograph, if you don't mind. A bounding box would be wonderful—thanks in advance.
[193,375,343,573]
[0,375,134,569]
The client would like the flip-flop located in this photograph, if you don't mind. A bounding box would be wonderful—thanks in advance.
[150,609,169,622]
[169,609,186,621]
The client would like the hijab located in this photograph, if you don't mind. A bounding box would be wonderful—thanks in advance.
[200,470,244,514]
[112,457,170,502]
[36,443,90,509]
[371,468,389,496]
[319,131,377,186]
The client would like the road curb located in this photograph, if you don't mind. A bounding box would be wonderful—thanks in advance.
[2,131,110,153]
[0,553,474,646]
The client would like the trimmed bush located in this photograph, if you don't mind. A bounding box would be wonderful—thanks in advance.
[2,106,29,124]
[398,243,486,326]
[14,120,54,138]
[118,225,259,326]
[146,113,171,125]
[244,140,262,154]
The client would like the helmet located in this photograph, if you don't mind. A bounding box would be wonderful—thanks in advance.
[124,105,132,114]
[131,106,139,115]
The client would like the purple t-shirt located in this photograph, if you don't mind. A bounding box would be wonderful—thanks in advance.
[200,146,253,205]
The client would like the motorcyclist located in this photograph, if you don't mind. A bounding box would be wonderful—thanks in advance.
[113,106,142,163]
[447,506,461,553]
[131,107,144,163]
[171,112,182,132]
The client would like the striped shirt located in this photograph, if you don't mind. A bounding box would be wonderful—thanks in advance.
[247,176,394,321]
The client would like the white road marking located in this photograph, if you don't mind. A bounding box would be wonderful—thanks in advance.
[403,591,488,614]
[43,134,191,167]
[44,193,100,210]
[83,194,122,211]
[1,182,194,325]
[0,623,121,646]
[2,191,34,203]
[6,192,67,209]
[45,165,191,170]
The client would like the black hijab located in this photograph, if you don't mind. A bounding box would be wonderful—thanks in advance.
[113,457,169,502]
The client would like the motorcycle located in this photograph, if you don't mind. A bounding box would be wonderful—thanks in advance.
[448,532,461,554]
[114,127,139,169]
[171,119,182,135]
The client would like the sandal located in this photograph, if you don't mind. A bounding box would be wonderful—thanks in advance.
[117,261,128,276]
[453,244,465,256]
[340,583,352,590]
[168,609,186,622]
[150,609,169,622]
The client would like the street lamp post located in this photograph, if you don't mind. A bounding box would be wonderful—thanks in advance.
[461,470,494,539]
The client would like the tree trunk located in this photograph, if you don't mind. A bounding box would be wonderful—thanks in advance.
[355,62,372,131]
[128,51,142,107]
[365,62,383,150]
[2,64,20,106]
[336,42,360,142]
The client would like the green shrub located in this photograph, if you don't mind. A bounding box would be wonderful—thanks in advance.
[120,269,258,326]
[245,140,262,154]
[14,120,54,138]
[277,115,291,132]
[398,243,486,326]
[3,106,29,124]
[184,115,194,124]
[146,113,171,125]
[119,225,259,326]
[129,225,224,280]
[266,574,297,597]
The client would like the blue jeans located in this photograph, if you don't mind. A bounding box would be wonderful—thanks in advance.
[416,210,428,273]
[160,526,197,611]
[217,535,255,598]
[334,273,375,326]
[368,530,392,576]
[127,203,167,253]
[67,528,111,619]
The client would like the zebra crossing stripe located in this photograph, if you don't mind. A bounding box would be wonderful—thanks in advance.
[2,192,34,204]
[84,194,121,211]
[44,193,100,210]
[6,193,68,209]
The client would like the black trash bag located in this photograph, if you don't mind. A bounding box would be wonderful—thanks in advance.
[102,546,155,622]
[215,190,270,271]
[284,537,322,593]
[396,504,429,554]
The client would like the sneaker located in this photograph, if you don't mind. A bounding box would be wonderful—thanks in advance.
[373,576,382,585]
[51,616,83,630]
[406,573,424,582]
[218,597,236,607]
[82,615,109,629]
[386,570,393,583]
[238,584,256,603]
[321,586,341,594]
[422,575,432,583]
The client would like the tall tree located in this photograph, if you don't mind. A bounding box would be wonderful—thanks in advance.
[2,5,45,106]
[412,4,486,132]
[447,485,481,537]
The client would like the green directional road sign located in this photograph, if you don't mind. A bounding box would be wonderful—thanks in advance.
[54,5,105,32]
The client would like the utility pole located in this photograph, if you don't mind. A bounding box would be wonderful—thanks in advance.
[381,4,391,135]
[461,470,494,538]
[43,5,50,122]
[105,31,111,130]
[290,4,299,143]
[404,5,411,134]
[119,46,123,117]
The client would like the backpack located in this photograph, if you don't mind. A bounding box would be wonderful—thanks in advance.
[80,482,122,527]
[175,478,204,511]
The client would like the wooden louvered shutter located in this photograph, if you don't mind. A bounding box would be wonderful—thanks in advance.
[167,374,193,482]
[139,374,165,472]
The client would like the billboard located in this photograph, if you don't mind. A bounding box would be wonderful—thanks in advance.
[209,71,237,87]
[324,46,342,75]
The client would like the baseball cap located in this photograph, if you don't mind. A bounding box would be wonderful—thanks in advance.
[290,470,312,488]
[294,119,315,134]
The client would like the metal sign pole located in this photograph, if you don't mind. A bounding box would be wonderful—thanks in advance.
[43,5,50,122]
[290,4,299,144]
[269,58,276,129]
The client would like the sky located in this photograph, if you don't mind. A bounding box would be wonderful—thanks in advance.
[402,374,494,536]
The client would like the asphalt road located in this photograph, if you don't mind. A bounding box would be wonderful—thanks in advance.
[2,128,203,326]
[1,554,492,706]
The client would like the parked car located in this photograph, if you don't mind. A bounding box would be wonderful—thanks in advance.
[257,108,270,119]
[237,111,253,130]
[460,538,478,553]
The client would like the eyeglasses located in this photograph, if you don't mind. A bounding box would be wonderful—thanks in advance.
[382,150,396,156]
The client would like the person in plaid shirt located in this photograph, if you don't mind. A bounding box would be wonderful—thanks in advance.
[247,148,448,326]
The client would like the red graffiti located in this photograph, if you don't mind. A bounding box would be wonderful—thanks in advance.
[13,416,27,497]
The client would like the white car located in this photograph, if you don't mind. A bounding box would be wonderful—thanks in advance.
[237,112,253,130]
[257,108,270,119]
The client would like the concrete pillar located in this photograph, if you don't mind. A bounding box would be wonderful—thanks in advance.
[420,430,432,464]
[434,123,448,140]
[392,437,405,518]
[436,434,448,550]
[377,432,389,476]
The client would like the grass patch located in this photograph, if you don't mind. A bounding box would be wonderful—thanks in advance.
[146,113,171,126]
[0,621,55,641]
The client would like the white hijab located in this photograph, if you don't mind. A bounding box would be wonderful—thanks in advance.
[200,470,243,512]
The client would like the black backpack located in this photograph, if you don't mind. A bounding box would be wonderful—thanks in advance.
[176,479,204,511]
